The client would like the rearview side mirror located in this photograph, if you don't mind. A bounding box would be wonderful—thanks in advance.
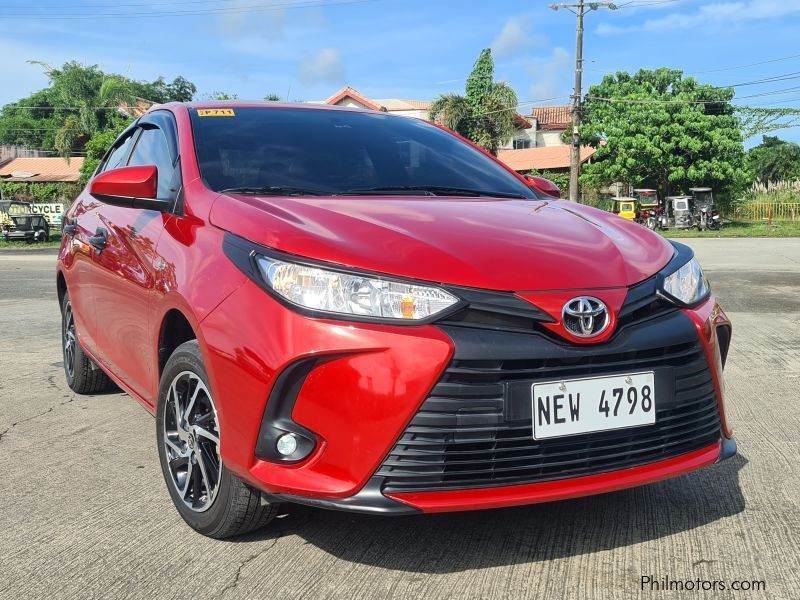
[524,175,561,199]
[90,165,173,212]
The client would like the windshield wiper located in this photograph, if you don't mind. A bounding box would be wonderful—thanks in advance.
[336,185,527,199]
[219,186,326,196]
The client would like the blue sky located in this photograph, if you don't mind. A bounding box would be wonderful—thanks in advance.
[2,0,800,144]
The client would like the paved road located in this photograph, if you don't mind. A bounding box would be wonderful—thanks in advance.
[1,239,798,600]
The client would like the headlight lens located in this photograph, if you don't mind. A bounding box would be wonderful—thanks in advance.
[255,255,459,320]
[662,257,709,305]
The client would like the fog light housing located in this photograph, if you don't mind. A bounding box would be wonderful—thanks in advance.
[276,433,298,456]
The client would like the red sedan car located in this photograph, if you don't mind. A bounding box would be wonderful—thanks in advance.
[57,102,735,538]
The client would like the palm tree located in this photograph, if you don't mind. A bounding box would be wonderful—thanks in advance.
[29,61,134,159]
[429,49,518,155]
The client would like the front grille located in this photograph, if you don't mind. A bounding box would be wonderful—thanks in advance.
[377,313,721,493]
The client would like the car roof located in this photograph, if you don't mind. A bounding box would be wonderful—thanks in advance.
[158,100,391,117]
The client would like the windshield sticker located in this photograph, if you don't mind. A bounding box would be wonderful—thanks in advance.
[197,109,235,117]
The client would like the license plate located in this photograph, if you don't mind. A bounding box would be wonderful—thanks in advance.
[532,372,656,440]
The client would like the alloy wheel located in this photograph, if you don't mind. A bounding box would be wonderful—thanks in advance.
[162,371,221,513]
[63,302,76,379]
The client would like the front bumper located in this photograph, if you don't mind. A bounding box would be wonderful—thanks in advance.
[200,275,733,514]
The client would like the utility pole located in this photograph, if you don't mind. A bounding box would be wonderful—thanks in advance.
[550,1,617,202]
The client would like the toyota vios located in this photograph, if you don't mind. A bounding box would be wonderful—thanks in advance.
[57,102,735,538]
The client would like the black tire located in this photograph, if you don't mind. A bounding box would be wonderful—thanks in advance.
[61,292,112,394]
[156,340,279,539]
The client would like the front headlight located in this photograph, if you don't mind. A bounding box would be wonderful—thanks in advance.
[661,257,710,306]
[255,255,460,321]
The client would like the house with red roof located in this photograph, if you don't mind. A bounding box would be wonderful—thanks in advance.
[316,87,581,172]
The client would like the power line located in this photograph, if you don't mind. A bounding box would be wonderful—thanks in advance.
[0,0,378,19]
[750,96,800,107]
[691,53,800,75]
[727,71,800,88]
[4,0,240,8]
[585,83,800,105]
[550,0,619,202]
[3,106,135,111]
[582,52,800,81]
[614,0,682,8]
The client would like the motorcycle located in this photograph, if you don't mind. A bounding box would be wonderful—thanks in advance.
[690,187,721,231]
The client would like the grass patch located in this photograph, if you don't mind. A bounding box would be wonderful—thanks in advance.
[659,220,800,238]
[0,233,62,249]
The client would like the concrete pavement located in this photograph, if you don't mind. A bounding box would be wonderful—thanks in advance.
[0,239,798,599]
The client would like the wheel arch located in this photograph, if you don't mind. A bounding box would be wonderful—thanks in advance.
[56,270,67,309]
[157,307,200,379]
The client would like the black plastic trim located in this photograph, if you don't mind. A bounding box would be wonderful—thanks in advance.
[91,193,175,212]
[255,357,320,463]
[269,477,420,515]
[716,324,732,369]
[438,285,556,331]
[375,310,723,493]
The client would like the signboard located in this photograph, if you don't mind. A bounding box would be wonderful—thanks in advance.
[30,203,64,227]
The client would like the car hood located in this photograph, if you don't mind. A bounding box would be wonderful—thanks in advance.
[209,194,674,291]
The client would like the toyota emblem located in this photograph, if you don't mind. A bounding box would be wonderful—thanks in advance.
[562,296,610,338]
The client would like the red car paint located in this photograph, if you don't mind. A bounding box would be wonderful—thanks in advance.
[209,194,674,291]
[388,443,722,513]
[524,174,562,198]
[90,165,158,199]
[58,101,733,515]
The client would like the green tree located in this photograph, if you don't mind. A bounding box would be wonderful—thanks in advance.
[79,120,131,185]
[579,68,749,202]
[0,61,196,157]
[429,49,518,155]
[0,89,60,149]
[204,91,239,100]
[264,93,282,101]
[131,75,196,103]
[746,136,800,184]
[28,61,135,158]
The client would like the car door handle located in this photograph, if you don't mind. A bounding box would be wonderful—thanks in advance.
[88,228,107,253]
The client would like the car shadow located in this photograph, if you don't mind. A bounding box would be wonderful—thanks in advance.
[234,455,747,573]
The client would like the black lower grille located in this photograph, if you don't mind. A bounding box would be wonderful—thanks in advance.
[377,312,722,493]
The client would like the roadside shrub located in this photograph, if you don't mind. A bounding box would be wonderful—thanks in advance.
[0,181,80,205]
[744,180,800,204]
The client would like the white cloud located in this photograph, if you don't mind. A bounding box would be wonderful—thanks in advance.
[298,48,345,85]
[526,47,572,100]
[491,14,544,59]
[217,0,287,39]
[598,0,800,34]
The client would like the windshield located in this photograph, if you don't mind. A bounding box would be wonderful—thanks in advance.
[693,191,713,205]
[189,107,537,199]
[636,191,657,205]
